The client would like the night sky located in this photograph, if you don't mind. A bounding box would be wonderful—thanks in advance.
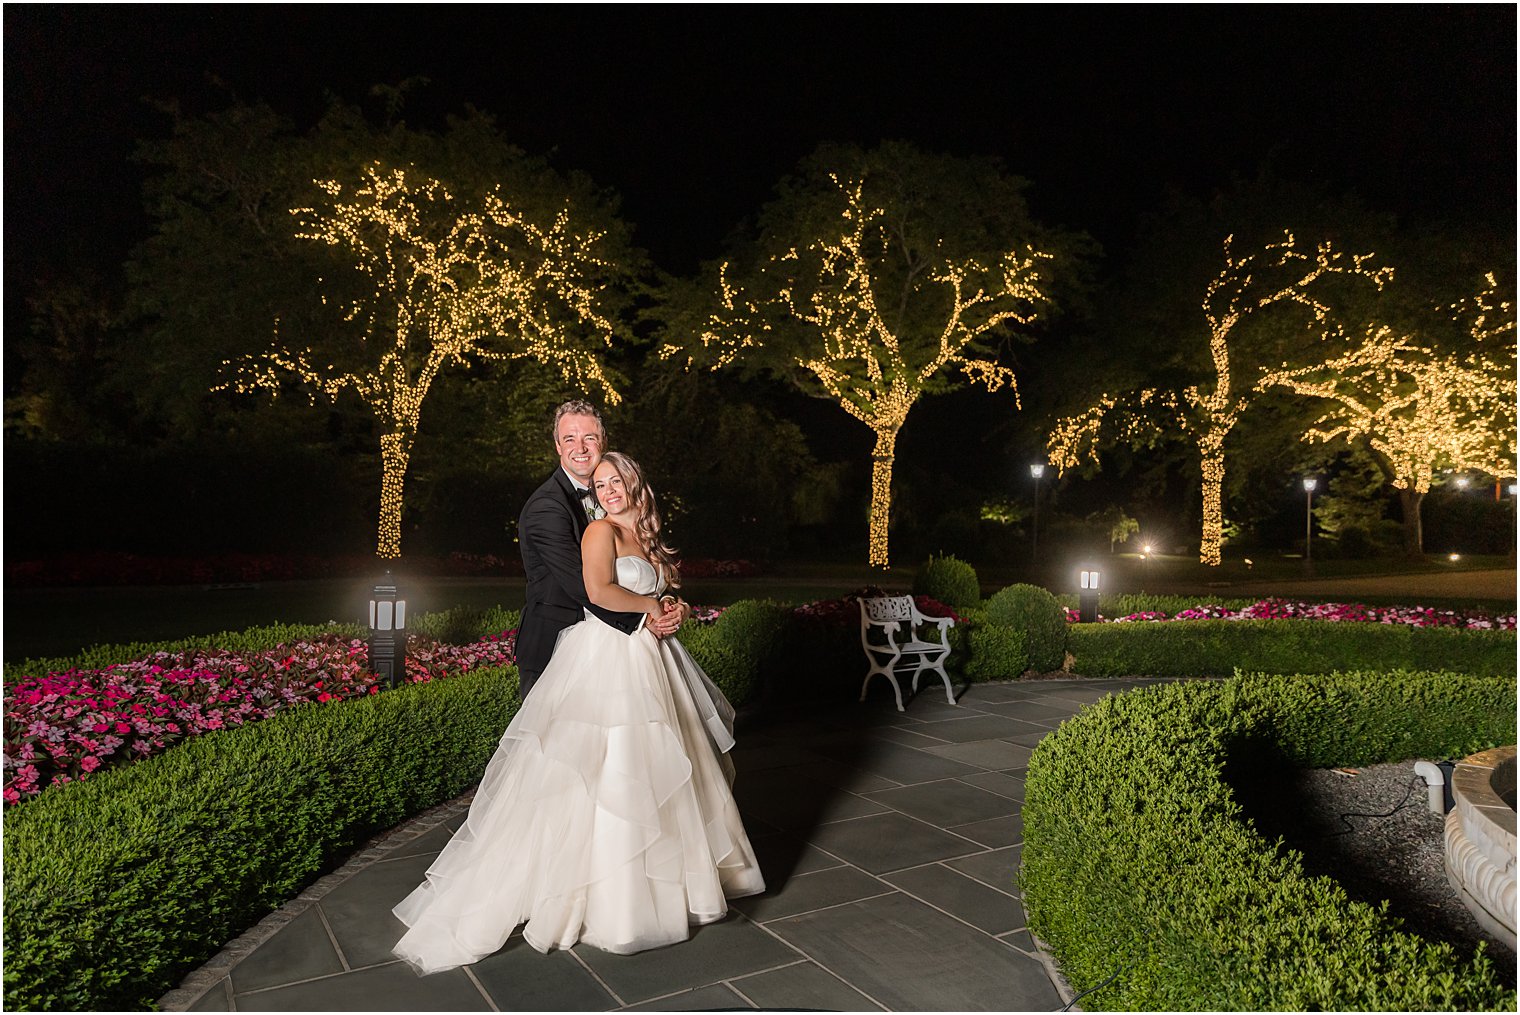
[6,4,1515,304]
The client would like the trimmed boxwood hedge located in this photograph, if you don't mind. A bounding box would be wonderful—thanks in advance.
[1020,670,1517,1011]
[679,599,791,706]
[3,665,520,1012]
[1066,620,1517,678]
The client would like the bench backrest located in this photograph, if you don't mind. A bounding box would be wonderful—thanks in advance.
[861,596,916,624]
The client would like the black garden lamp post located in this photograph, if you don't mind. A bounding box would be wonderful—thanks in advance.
[1078,567,1102,624]
[369,573,408,689]
[1029,463,1046,564]
[1302,477,1317,563]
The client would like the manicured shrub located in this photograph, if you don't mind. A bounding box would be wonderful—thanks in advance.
[1066,621,1516,678]
[1020,671,1516,1012]
[962,624,1028,682]
[912,554,981,611]
[984,583,1067,672]
[679,599,791,706]
[2,665,520,1012]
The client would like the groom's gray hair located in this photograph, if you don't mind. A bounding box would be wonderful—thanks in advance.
[552,399,605,442]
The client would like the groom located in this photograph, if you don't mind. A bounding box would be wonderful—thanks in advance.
[515,399,684,698]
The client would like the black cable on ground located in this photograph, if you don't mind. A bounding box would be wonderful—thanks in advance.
[1317,772,1426,839]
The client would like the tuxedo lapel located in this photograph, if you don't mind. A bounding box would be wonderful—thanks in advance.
[554,470,590,538]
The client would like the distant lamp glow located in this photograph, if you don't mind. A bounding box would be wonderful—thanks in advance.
[368,573,408,689]
[1448,553,1462,562]
[1509,484,1517,496]
[1078,568,1102,623]
[1030,463,1046,479]
[1455,476,1470,490]
[1244,558,1254,568]
[1142,543,1153,555]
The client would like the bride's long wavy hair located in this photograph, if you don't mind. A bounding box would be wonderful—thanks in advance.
[598,451,680,589]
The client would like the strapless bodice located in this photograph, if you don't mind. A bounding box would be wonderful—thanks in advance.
[616,555,662,596]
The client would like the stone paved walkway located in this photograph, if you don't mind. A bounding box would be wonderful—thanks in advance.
[164,678,1172,1012]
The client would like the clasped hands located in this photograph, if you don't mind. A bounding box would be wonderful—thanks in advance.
[648,595,689,639]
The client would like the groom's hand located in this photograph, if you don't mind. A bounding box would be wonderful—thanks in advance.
[650,596,686,638]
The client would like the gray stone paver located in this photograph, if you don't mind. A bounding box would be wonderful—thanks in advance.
[160,678,1120,1012]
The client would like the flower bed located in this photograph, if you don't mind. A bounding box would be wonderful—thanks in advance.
[1064,597,1516,630]
[3,630,516,805]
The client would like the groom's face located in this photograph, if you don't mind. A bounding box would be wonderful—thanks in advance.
[556,413,604,486]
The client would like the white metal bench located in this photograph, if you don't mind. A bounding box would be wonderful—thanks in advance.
[858,595,958,711]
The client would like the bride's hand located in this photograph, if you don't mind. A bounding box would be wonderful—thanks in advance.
[648,597,683,639]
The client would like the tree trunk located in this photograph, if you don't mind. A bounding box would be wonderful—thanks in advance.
[1397,487,1424,557]
[377,430,415,559]
[868,427,900,570]
[1198,437,1226,567]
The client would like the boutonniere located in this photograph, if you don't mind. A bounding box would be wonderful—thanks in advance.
[581,494,605,521]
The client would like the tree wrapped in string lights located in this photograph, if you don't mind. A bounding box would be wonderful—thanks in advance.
[664,144,1063,568]
[1259,273,1517,555]
[1048,231,1391,566]
[216,163,622,558]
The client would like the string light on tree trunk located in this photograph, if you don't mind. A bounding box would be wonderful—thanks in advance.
[665,174,1052,569]
[214,162,622,558]
[1046,231,1390,566]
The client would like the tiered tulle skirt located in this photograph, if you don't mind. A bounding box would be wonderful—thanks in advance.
[392,622,764,973]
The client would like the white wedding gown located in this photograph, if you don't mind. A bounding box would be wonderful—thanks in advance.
[393,556,765,973]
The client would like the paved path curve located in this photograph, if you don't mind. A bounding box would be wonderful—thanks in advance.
[163,679,1180,1012]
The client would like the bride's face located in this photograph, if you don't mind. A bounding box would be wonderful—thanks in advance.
[592,462,631,517]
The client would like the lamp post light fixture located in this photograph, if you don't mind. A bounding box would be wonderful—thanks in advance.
[1078,567,1102,624]
[369,573,408,689]
[1029,463,1045,564]
[1302,477,1318,563]
[1455,476,1470,491]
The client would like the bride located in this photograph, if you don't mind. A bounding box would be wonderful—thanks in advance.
[393,451,765,972]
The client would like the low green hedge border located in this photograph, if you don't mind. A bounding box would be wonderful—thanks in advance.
[3,665,520,1012]
[1020,670,1517,1011]
[703,597,1516,700]
[1064,621,1516,678]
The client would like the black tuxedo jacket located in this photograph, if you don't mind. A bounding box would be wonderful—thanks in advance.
[516,468,643,688]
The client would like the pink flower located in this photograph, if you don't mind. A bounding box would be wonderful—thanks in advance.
[79,755,101,772]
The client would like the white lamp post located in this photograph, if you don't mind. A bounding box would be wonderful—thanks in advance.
[1302,477,1317,562]
[1030,463,1045,564]
[369,572,408,689]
